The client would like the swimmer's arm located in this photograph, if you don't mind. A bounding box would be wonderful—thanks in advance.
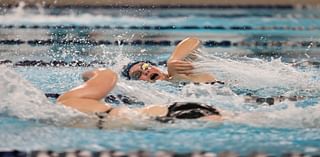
[168,37,201,61]
[167,37,200,77]
[167,60,194,76]
[167,37,216,82]
[57,68,117,113]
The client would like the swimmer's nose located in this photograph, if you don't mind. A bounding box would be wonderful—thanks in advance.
[142,70,149,76]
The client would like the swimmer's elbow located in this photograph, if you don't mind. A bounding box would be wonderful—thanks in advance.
[96,68,118,82]
[87,68,118,82]
[58,68,117,102]
[87,68,118,90]
[81,68,118,83]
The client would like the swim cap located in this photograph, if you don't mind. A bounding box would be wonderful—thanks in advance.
[167,102,220,119]
[121,61,157,80]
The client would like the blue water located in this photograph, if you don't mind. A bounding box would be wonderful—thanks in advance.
[1,116,319,155]
[0,5,320,155]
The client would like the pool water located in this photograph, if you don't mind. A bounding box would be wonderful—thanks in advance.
[0,4,320,156]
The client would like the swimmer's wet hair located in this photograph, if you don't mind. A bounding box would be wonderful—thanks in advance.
[121,61,157,80]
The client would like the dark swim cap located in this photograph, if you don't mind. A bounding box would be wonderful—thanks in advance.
[121,61,157,80]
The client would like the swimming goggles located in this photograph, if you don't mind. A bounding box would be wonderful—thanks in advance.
[130,62,152,80]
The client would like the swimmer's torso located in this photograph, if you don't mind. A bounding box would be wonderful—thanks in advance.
[104,103,223,122]
[106,105,168,119]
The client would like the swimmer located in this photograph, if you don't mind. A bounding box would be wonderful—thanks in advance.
[57,68,223,123]
[121,37,216,83]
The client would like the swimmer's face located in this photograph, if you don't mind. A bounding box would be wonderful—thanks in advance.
[129,62,166,82]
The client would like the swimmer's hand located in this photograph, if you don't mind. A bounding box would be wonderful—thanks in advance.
[167,60,194,76]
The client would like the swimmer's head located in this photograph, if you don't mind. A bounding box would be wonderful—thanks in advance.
[121,61,167,82]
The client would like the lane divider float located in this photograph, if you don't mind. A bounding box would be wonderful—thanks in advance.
[0,39,318,48]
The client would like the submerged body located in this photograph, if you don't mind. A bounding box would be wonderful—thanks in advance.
[57,37,223,125]
[57,68,223,123]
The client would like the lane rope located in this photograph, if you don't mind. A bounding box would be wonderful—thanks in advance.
[1,60,319,68]
[0,60,167,67]
[0,149,310,157]
[1,4,296,9]
[0,39,318,48]
[1,25,319,30]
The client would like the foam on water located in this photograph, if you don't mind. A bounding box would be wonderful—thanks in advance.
[0,65,86,126]
[110,48,320,129]
[192,49,320,92]
[231,102,320,128]
[0,65,204,130]
[185,51,320,128]
[1,48,320,129]
[1,2,320,129]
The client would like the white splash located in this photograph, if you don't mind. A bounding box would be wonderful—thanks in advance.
[1,65,320,129]
[0,65,86,126]
[113,81,174,105]
[231,102,320,128]
[192,50,319,90]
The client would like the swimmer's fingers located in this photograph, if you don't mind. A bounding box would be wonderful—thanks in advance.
[168,60,194,75]
[174,65,193,70]
[171,61,194,75]
[176,70,193,75]
[175,68,193,75]
[169,60,193,68]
